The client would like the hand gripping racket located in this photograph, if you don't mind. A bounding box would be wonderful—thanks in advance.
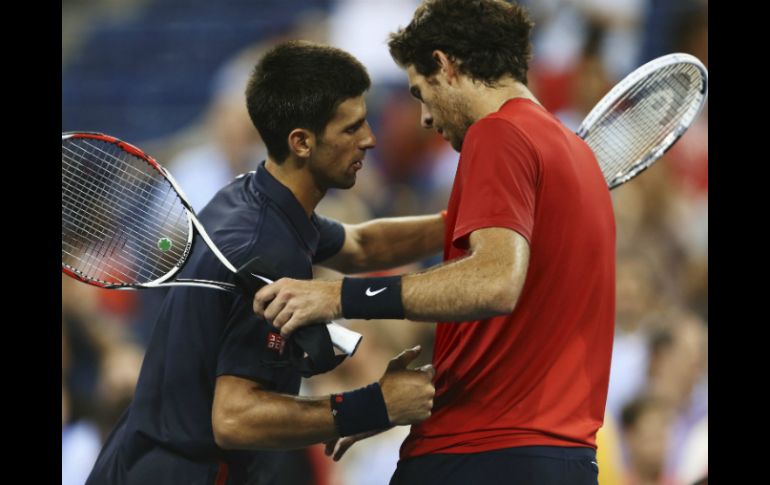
[61,131,361,357]
[577,52,708,189]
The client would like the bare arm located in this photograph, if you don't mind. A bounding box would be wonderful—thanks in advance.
[320,213,444,274]
[254,227,530,335]
[212,347,434,450]
[212,375,335,450]
[401,227,530,322]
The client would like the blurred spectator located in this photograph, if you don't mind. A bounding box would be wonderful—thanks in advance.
[616,308,708,485]
[657,2,708,321]
[527,0,644,115]
[62,277,144,485]
[605,249,667,421]
[554,21,612,131]
[620,395,675,485]
[62,319,101,485]
[646,311,708,484]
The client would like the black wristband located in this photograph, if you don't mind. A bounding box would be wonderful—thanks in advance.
[341,276,405,319]
[330,383,391,437]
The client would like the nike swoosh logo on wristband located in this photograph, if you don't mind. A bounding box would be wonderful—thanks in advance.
[365,287,387,296]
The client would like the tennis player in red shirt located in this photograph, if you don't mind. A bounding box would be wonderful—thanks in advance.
[253,1,615,483]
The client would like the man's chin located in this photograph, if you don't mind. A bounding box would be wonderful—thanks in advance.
[335,175,356,190]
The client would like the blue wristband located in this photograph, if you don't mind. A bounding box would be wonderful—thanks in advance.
[341,276,405,319]
[330,383,391,437]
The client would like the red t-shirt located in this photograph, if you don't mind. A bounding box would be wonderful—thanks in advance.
[400,98,616,459]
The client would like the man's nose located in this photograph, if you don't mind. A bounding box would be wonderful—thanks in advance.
[421,104,433,129]
[361,121,376,149]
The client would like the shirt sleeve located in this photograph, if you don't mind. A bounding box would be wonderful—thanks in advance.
[215,297,292,388]
[312,214,346,263]
[452,117,540,248]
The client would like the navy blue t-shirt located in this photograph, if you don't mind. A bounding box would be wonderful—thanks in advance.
[86,162,346,485]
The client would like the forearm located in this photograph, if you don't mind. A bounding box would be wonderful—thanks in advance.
[401,253,515,322]
[255,229,529,336]
[348,213,444,272]
[214,383,336,450]
[338,227,529,324]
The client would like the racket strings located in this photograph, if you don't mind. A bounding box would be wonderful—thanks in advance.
[590,64,688,176]
[62,142,184,217]
[62,161,185,284]
[61,153,188,248]
[62,138,191,285]
[62,141,189,283]
[592,63,702,181]
[61,176,183,282]
[61,144,188,261]
[585,63,704,186]
[62,158,187,284]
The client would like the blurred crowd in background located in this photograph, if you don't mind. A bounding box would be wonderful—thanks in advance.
[62,1,708,484]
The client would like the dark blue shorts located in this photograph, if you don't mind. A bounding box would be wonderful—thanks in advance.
[390,446,599,485]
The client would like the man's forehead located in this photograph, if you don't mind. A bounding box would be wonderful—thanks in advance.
[330,96,366,122]
[405,66,433,90]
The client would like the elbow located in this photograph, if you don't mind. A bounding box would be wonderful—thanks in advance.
[487,279,521,315]
[212,415,242,450]
[349,231,374,272]
[212,410,269,450]
[212,409,280,450]
[213,433,237,450]
[212,376,282,450]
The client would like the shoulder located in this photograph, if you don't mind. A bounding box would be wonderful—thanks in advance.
[312,213,342,232]
[466,115,537,153]
[462,115,541,172]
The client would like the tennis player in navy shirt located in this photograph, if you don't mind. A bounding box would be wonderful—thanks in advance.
[86,41,444,485]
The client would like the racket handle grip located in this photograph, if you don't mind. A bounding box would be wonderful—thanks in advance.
[327,322,362,356]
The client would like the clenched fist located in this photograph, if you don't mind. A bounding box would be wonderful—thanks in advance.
[379,345,436,425]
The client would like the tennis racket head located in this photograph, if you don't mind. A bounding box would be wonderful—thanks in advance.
[62,132,194,289]
[576,53,708,189]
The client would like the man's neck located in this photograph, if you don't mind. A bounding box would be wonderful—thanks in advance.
[264,158,325,217]
[463,77,543,122]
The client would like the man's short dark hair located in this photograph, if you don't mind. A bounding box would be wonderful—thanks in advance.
[388,0,534,85]
[245,41,371,163]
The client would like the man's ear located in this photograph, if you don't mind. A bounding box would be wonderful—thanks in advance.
[288,128,314,158]
[432,50,459,83]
